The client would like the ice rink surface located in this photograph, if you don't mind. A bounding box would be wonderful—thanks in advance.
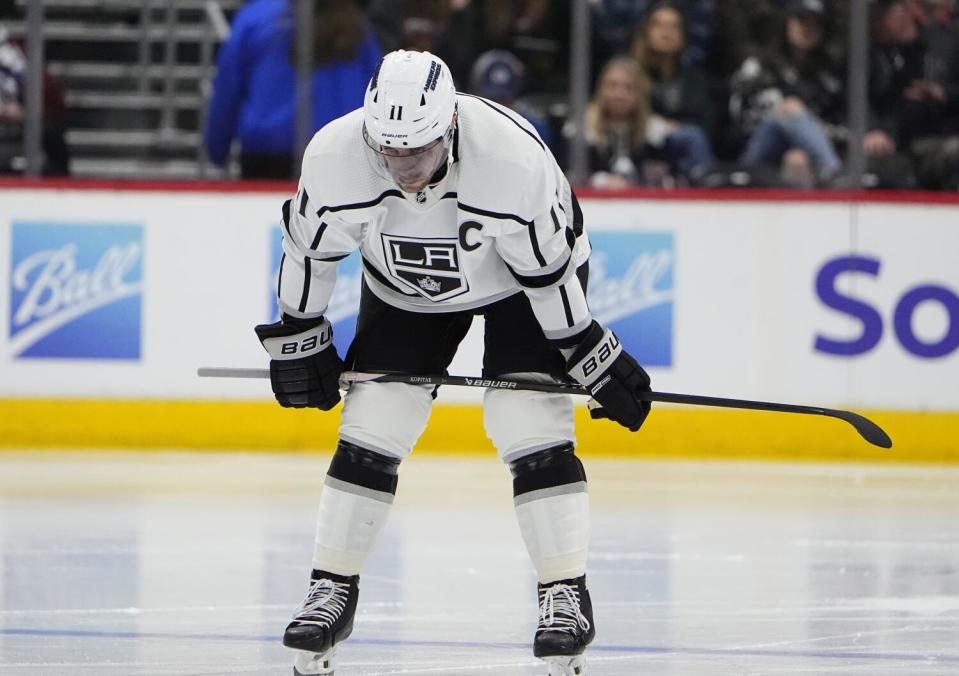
[1,451,957,675]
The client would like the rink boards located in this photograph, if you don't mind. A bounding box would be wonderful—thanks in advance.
[1,183,957,461]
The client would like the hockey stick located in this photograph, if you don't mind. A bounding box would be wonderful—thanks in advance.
[197,367,892,449]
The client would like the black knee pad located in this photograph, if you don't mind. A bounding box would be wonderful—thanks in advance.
[327,440,401,497]
[507,442,586,499]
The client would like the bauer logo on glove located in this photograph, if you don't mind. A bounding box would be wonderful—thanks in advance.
[254,316,343,410]
[566,321,651,432]
[258,320,333,360]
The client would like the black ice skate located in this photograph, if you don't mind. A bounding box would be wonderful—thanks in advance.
[533,575,595,676]
[283,571,359,676]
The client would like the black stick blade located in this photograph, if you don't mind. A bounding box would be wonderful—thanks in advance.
[825,409,893,448]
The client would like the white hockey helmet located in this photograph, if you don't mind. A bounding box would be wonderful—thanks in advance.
[363,50,457,192]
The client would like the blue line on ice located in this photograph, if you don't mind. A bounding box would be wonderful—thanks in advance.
[2,628,955,663]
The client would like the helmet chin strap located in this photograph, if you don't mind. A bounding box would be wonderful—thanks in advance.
[427,154,451,186]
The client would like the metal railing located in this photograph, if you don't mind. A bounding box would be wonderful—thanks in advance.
[23,2,44,177]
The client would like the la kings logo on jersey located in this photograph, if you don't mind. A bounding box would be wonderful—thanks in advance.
[381,234,469,301]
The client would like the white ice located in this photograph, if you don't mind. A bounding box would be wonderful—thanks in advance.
[1,452,958,675]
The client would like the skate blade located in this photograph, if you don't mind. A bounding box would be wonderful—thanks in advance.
[542,654,586,675]
[293,647,336,675]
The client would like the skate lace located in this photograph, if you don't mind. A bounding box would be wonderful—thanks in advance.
[538,583,590,634]
[292,578,351,628]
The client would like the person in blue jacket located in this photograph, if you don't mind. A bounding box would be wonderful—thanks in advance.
[205,0,381,179]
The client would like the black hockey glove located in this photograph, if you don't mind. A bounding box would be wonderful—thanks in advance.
[254,316,343,410]
[566,321,651,432]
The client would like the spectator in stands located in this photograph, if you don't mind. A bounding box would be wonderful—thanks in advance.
[0,23,25,173]
[630,2,715,184]
[592,0,715,73]
[366,1,455,65]
[714,0,846,78]
[0,24,70,176]
[369,1,569,97]
[904,0,959,189]
[866,0,957,189]
[566,56,666,189]
[467,49,554,148]
[205,0,381,179]
[728,0,844,188]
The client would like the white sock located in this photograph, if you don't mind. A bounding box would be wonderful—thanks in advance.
[515,490,590,583]
[311,478,393,576]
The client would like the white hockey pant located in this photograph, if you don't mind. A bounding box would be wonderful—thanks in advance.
[310,377,590,583]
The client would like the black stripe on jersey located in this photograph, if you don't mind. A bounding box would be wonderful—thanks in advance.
[315,190,457,219]
[310,222,328,249]
[277,252,286,299]
[570,189,585,237]
[281,198,293,238]
[550,206,561,233]
[559,283,575,326]
[311,252,350,263]
[317,190,404,218]
[505,253,571,289]
[452,125,460,163]
[459,202,533,227]
[299,189,309,216]
[298,257,312,313]
[528,221,547,267]
[461,94,545,152]
[362,256,418,296]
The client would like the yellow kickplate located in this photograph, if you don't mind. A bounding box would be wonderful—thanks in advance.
[0,399,955,463]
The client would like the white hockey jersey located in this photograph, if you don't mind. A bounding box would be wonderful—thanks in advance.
[277,94,593,344]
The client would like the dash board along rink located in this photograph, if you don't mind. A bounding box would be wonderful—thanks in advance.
[1,182,958,675]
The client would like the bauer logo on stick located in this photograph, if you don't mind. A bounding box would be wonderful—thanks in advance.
[8,222,144,360]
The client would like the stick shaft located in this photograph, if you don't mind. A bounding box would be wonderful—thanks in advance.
[196,367,891,448]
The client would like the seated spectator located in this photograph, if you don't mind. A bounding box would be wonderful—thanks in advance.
[563,56,668,189]
[903,0,959,189]
[714,0,846,78]
[366,1,454,64]
[728,0,845,187]
[0,24,70,176]
[369,1,568,96]
[469,0,570,95]
[204,0,381,179]
[593,0,716,73]
[867,0,957,189]
[0,24,26,173]
[630,2,716,183]
[467,49,554,148]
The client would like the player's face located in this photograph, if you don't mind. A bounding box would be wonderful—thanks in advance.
[381,138,446,192]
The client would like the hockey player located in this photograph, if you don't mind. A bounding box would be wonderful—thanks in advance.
[255,50,652,676]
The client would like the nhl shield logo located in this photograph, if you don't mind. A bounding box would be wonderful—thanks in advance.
[381,234,469,301]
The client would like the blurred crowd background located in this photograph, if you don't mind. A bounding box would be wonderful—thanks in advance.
[1,0,957,191]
